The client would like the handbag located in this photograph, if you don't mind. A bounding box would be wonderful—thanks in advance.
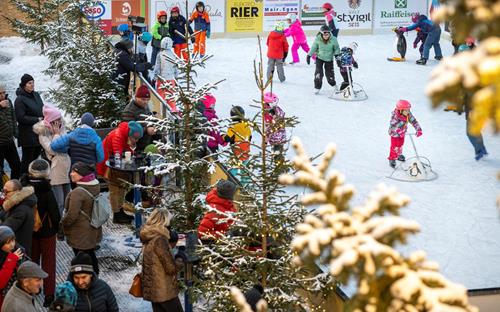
[129,273,143,298]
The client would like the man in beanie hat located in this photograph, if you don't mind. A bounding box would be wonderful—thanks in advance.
[122,85,156,151]
[198,179,237,240]
[97,121,143,224]
[2,260,47,312]
[51,112,104,168]
[0,84,21,187]
[14,74,44,176]
[69,252,118,312]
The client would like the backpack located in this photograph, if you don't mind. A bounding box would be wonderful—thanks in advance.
[76,187,111,228]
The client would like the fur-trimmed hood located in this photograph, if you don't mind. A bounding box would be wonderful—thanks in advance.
[2,186,36,211]
[140,225,170,244]
[32,120,50,136]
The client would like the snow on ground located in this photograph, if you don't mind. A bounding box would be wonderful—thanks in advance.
[1,33,499,299]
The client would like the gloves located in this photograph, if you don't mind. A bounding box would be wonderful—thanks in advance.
[191,36,196,44]
[206,30,211,38]
[353,62,358,69]
[416,130,423,137]
[413,42,418,49]
[306,55,311,65]
[399,27,408,32]
[396,128,405,136]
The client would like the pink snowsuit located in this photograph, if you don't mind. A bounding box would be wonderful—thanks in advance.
[284,20,310,63]
[264,104,287,146]
[388,109,422,160]
[203,107,226,152]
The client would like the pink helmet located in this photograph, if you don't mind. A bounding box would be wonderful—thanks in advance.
[322,3,333,11]
[202,94,216,109]
[396,99,411,110]
[411,13,420,23]
[264,92,279,105]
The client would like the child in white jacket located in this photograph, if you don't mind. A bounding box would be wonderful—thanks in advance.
[154,37,179,112]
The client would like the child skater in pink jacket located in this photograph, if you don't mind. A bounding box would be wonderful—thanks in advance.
[284,13,310,65]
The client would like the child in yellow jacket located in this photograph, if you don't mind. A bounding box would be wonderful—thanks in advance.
[225,106,252,183]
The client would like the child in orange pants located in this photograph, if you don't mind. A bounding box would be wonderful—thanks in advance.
[189,1,211,57]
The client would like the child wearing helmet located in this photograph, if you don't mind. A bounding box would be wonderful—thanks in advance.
[322,2,339,37]
[225,106,252,183]
[266,22,289,83]
[169,6,194,60]
[201,94,226,153]
[117,23,133,41]
[284,13,310,65]
[154,37,179,112]
[189,1,211,58]
[151,10,170,66]
[263,92,287,149]
[307,25,340,94]
[336,42,359,91]
[388,100,422,168]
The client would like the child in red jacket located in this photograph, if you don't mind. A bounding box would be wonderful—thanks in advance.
[0,226,24,308]
[266,22,289,83]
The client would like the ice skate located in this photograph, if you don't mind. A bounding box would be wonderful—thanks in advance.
[416,58,427,65]
[434,56,443,61]
[314,88,321,94]
[398,155,405,161]
[389,160,396,168]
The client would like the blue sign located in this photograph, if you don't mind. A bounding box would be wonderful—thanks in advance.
[84,3,106,20]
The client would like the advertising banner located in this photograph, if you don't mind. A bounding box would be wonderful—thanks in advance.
[149,0,225,33]
[263,0,299,31]
[226,0,263,32]
[374,0,428,29]
[301,0,373,31]
[111,0,148,33]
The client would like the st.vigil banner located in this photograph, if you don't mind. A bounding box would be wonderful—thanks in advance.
[301,0,373,31]
[226,0,263,32]
[374,0,428,29]
[263,0,299,31]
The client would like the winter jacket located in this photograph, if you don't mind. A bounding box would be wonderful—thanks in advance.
[14,88,44,147]
[140,225,179,303]
[198,189,237,239]
[388,109,422,138]
[225,121,252,162]
[33,121,71,185]
[284,20,307,44]
[337,47,358,73]
[1,283,39,312]
[0,187,36,257]
[0,251,20,308]
[112,41,149,90]
[203,107,226,151]
[121,100,153,151]
[189,11,210,32]
[308,33,341,62]
[96,122,134,176]
[69,273,118,312]
[154,44,179,80]
[169,15,193,45]
[151,21,170,49]
[0,97,18,146]
[414,29,427,47]
[264,105,286,146]
[62,180,101,250]
[407,15,437,34]
[266,31,289,59]
[50,126,104,167]
[23,178,60,239]
[324,10,339,36]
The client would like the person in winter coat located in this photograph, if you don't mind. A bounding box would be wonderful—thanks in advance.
[412,15,428,59]
[68,252,118,312]
[322,2,339,37]
[388,100,423,168]
[0,85,21,187]
[151,10,170,68]
[21,159,60,307]
[140,208,183,312]
[50,112,104,169]
[117,23,133,41]
[0,180,36,257]
[399,14,442,65]
[136,32,153,83]
[33,105,71,214]
[122,86,156,151]
[154,37,179,112]
[336,42,359,91]
[284,13,310,65]
[62,163,101,275]
[266,22,289,83]
[0,226,24,309]
[1,261,47,312]
[201,94,226,154]
[189,1,211,57]
[198,180,237,240]
[225,107,252,184]
[14,74,44,176]
[169,6,194,60]
[307,25,340,94]
[112,38,153,97]
[97,121,143,224]
[263,92,286,150]
[48,281,77,312]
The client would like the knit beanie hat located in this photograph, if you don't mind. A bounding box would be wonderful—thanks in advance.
[135,85,150,99]
[71,162,95,177]
[70,252,94,274]
[274,21,286,32]
[128,121,144,139]
[42,105,62,127]
[0,226,15,246]
[28,159,50,179]
[216,180,236,200]
[20,74,34,88]
[80,112,95,127]
[51,281,78,309]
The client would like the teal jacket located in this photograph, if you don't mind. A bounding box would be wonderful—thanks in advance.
[151,22,169,48]
[308,33,340,62]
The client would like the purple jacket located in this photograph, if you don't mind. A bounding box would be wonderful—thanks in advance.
[284,20,307,44]
[388,109,422,138]
[203,107,226,150]
[264,105,287,145]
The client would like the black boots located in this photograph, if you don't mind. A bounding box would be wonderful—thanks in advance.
[389,160,396,168]
[435,56,443,60]
[416,58,427,65]
[113,209,134,224]
[398,155,406,161]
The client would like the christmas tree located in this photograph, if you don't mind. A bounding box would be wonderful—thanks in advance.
[279,138,478,312]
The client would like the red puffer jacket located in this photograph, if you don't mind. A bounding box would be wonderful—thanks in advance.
[96,122,131,176]
[197,189,237,239]
[266,31,289,59]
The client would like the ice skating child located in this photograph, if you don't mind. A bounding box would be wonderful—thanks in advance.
[322,2,339,37]
[201,94,226,153]
[154,37,179,112]
[225,106,252,183]
[266,22,289,83]
[151,10,170,66]
[263,92,286,150]
[284,13,310,65]
[117,23,133,41]
[413,27,427,58]
[388,100,423,168]
[399,14,442,65]
[169,6,194,60]
[336,42,359,91]
[189,1,211,58]
[306,25,340,94]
